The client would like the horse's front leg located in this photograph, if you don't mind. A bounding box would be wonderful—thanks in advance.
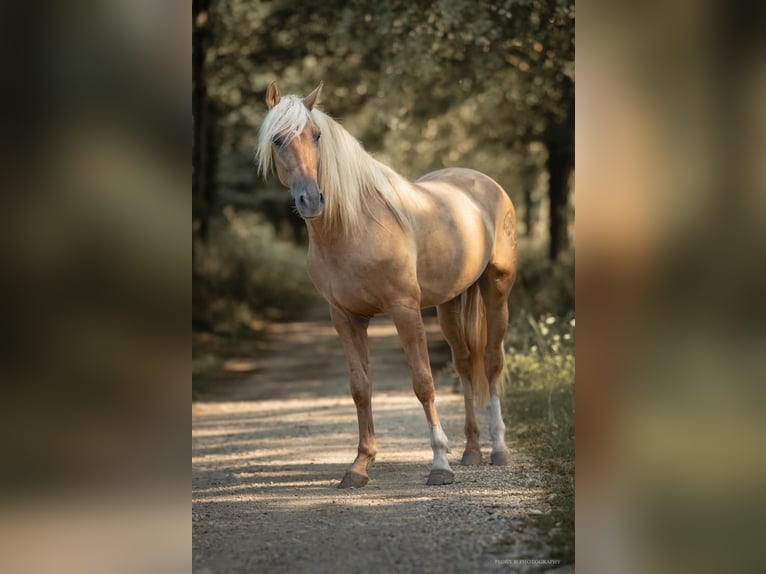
[331,305,375,488]
[388,301,454,486]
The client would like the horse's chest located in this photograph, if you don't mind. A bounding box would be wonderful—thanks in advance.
[306,249,402,314]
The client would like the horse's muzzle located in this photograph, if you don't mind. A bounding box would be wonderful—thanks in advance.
[292,180,325,219]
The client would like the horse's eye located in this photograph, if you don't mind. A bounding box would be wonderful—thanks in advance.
[313,132,321,143]
[273,135,284,147]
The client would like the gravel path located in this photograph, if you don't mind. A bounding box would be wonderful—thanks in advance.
[193,311,567,573]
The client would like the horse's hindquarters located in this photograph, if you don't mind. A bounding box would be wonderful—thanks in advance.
[412,169,512,307]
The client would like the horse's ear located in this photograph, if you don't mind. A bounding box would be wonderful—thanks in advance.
[266,81,281,109]
[303,81,324,111]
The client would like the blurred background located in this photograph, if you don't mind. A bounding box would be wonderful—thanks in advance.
[0,2,189,574]
[577,0,766,572]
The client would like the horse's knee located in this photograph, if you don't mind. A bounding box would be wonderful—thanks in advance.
[484,347,504,379]
[452,351,472,380]
[414,386,435,405]
[351,388,370,407]
[486,364,503,384]
[411,369,435,404]
[464,419,480,441]
[349,373,371,407]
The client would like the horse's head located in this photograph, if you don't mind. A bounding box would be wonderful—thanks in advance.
[259,81,325,220]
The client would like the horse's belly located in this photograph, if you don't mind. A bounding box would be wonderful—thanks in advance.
[416,213,493,307]
[417,261,488,308]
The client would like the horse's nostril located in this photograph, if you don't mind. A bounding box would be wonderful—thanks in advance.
[299,194,308,207]
[319,193,325,205]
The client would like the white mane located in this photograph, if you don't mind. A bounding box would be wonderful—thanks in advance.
[256,95,415,236]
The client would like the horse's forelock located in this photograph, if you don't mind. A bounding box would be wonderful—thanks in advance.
[256,96,312,176]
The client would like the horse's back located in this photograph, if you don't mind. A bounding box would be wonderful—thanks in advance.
[416,167,512,212]
[415,167,515,248]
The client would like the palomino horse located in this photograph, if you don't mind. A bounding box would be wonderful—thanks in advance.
[256,81,517,488]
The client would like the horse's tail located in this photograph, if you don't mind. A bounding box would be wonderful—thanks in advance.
[460,282,490,406]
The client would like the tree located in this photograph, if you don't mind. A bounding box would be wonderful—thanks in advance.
[545,74,574,260]
[193,0,216,242]
[193,0,215,329]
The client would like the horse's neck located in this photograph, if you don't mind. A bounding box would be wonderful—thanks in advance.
[306,188,410,251]
[313,116,418,241]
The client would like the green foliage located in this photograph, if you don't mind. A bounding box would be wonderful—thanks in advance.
[194,207,318,333]
[504,312,575,564]
[204,0,574,226]
[512,236,575,319]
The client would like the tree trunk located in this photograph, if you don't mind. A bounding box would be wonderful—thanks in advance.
[546,143,573,260]
[193,0,214,331]
[193,0,215,242]
[523,185,533,238]
[545,76,574,261]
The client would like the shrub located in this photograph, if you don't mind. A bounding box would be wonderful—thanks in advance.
[194,207,318,333]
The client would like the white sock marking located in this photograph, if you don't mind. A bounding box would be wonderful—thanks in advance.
[490,396,508,453]
[429,423,452,472]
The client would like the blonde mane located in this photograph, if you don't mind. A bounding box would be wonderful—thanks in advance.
[257,96,415,236]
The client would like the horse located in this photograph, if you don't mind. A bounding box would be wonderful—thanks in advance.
[256,81,517,488]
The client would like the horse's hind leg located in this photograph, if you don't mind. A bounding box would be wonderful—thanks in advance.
[479,263,516,465]
[331,306,376,488]
[437,298,482,466]
[388,301,454,486]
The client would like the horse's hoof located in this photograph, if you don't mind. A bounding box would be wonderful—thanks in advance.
[426,469,455,486]
[491,449,511,466]
[461,450,483,466]
[337,471,368,489]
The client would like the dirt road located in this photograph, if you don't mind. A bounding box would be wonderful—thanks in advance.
[193,310,566,573]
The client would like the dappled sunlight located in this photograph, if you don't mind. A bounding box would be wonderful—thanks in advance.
[193,452,548,507]
[266,321,340,339]
[366,321,399,338]
[192,386,548,541]
[193,391,471,472]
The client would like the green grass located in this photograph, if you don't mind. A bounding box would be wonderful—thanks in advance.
[503,312,575,565]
